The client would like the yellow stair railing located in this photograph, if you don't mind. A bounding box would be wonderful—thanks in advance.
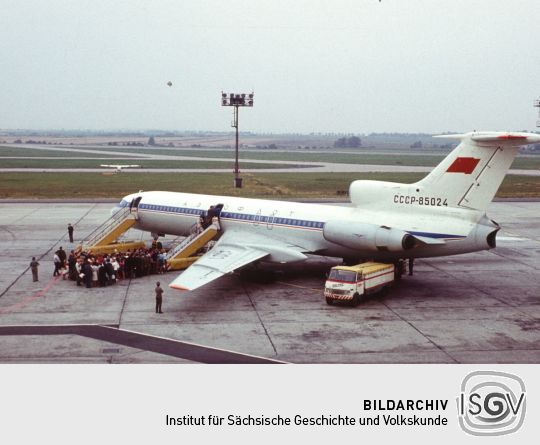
[77,207,144,255]
[166,222,220,270]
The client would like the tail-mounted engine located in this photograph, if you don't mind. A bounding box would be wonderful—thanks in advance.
[323,220,416,252]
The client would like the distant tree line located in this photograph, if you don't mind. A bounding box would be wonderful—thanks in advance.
[107,141,145,147]
[14,139,50,144]
[333,136,361,148]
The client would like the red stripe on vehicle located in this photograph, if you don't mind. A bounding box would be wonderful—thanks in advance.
[446,157,480,174]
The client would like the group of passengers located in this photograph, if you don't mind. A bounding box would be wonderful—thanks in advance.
[52,206,223,288]
[64,245,167,289]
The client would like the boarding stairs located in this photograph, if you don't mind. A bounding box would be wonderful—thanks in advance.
[76,207,145,255]
[165,221,220,271]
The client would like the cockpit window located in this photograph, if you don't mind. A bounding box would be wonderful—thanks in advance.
[328,270,357,283]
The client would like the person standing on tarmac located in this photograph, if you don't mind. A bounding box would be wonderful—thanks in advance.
[53,252,61,276]
[155,281,164,313]
[56,247,67,269]
[30,257,40,282]
[68,251,77,281]
[67,223,74,243]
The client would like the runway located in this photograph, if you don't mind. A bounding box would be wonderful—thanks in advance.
[0,201,539,363]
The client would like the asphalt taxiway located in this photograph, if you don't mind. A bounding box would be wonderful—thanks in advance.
[0,201,539,363]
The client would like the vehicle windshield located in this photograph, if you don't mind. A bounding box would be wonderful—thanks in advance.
[328,269,357,283]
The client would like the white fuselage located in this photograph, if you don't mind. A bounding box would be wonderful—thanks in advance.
[115,190,496,261]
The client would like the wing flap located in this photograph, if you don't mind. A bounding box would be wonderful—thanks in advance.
[168,230,309,291]
[169,243,268,291]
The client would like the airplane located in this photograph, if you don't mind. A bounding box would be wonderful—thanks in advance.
[110,131,540,292]
[100,164,141,173]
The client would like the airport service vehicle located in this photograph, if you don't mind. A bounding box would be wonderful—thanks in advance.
[324,262,395,306]
[106,131,540,292]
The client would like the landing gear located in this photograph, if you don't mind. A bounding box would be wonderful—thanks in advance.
[342,257,360,266]
[408,258,414,276]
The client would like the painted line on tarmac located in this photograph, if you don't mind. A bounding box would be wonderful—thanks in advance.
[275,281,321,292]
[0,276,61,315]
[0,324,287,364]
[0,203,97,299]
[108,325,287,364]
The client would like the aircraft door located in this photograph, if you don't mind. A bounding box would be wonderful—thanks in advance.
[267,210,278,230]
[212,203,224,227]
[213,203,224,217]
[253,209,262,226]
[130,196,143,220]
[203,203,224,229]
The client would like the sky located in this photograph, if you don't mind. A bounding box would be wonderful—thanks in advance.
[1,0,539,134]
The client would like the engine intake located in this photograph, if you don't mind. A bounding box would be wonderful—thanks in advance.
[323,220,416,252]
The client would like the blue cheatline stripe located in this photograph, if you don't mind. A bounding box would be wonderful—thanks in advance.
[123,201,465,239]
[134,203,325,230]
[408,230,465,239]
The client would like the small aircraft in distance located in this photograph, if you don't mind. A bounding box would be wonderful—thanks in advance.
[110,131,540,292]
[100,164,141,173]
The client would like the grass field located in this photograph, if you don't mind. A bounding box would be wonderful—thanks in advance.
[39,146,540,169]
[1,172,539,199]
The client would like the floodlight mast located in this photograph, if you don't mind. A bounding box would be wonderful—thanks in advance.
[221,92,254,188]
[534,97,540,127]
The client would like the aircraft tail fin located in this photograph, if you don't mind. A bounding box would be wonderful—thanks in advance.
[414,131,540,211]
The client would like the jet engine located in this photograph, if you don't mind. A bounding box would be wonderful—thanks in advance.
[323,220,416,252]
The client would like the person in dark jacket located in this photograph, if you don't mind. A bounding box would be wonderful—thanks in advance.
[155,282,164,313]
[105,259,115,284]
[82,261,93,288]
[68,251,77,281]
[30,257,40,282]
[56,247,67,268]
[98,263,108,287]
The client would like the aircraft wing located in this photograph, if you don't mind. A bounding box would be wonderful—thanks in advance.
[169,230,308,291]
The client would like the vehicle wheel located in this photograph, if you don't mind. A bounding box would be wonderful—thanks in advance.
[326,297,334,305]
[352,292,362,306]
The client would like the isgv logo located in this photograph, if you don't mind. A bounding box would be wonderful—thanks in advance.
[457,371,526,436]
